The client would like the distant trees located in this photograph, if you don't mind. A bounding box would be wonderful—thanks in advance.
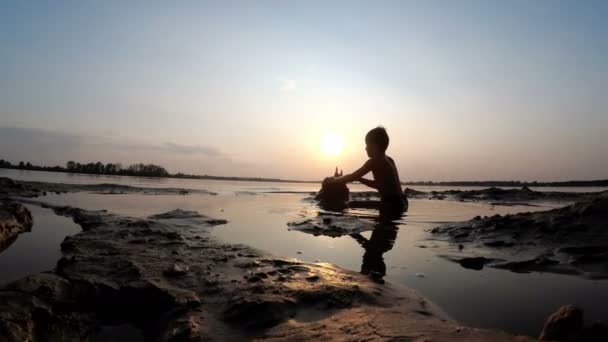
[0,159,12,168]
[1,159,169,177]
[66,161,76,171]
[124,163,169,177]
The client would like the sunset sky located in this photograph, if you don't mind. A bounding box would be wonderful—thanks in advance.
[1,1,606,181]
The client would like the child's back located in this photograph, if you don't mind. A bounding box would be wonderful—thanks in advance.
[369,155,403,202]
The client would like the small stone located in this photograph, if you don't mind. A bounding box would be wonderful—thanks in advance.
[247,276,262,283]
[459,257,491,271]
[164,264,189,277]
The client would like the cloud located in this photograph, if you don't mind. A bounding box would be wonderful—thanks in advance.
[0,126,223,163]
[162,142,221,156]
[277,77,297,92]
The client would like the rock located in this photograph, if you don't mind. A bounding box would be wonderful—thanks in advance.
[0,177,40,197]
[0,202,33,249]
[483,240,515,247]
[403,188,426,198]
[432,191,608,278]
[493,256,559,273]
[459,257,492,271]
[581,321,608,341]
[288,215,375,237]
[539,305,583,341]
[164,264,189,277]
[222,295,297,329]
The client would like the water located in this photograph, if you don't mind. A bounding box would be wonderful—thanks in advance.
[1,168,607,336]
[0,204,81,285]
[3,168,607,194]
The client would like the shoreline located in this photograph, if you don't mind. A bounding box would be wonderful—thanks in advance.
[0,177,541,340]
[2,177,607,340]
[3,167,608,188]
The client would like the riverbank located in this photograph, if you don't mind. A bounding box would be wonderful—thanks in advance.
[431,191,608,279]
[0,202,531,341]
[2,177,607,340]
[0,177,544,341]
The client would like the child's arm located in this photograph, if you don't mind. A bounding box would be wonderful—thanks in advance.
[359,177,377,189]
[329,160,372,184]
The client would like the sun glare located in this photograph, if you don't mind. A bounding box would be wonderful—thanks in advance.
[320,131,344,156]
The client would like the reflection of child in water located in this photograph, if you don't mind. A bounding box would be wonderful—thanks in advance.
[324,127,407,212]
[351,223,398,282]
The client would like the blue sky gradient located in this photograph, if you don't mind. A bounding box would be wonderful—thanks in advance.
[1,1,606,180]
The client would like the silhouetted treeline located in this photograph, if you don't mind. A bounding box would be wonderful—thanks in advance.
[0,159,169,177]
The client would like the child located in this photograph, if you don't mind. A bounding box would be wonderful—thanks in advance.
[325,127,406,214]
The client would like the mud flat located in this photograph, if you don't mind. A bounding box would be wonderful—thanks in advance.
[0,177,216,197]
[401,186,597,204]
[431,191,608,279]
[0,203,538,341]
[0,177,598,341]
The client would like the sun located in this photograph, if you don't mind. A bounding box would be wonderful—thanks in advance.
[320,131,344,156]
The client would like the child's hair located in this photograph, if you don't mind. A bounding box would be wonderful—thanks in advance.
[365,126,389,151]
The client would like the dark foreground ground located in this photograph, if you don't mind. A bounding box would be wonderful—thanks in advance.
[1,177,606,341]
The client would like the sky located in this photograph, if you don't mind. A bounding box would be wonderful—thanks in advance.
[1,0,606,181]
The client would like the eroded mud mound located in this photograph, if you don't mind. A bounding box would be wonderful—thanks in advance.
[432,191,608,278]
[288,214,376,237]
[0,177,216,198]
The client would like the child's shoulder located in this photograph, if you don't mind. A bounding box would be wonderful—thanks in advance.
[367,156,394,167]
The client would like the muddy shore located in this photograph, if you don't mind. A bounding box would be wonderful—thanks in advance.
[431,191,608,279]
[0,177,216,197]
[0,177,602,340]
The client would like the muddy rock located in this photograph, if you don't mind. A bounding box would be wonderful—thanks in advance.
[288,214,375,237]
[0,177,41,197]
[0,201,33,250]
[399,186,596,204]
[459,257,494,270]
[432,191,608,278]
[539,305,584,341]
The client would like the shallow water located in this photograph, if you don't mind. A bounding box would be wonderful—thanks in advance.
[0,204,81,286]
[2,169,608,336]
[3,168,608,194]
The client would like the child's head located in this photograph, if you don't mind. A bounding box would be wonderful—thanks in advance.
[365,126,389,158]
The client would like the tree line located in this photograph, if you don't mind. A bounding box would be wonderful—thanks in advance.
[1,158,606,186]
[0,159,169,177]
